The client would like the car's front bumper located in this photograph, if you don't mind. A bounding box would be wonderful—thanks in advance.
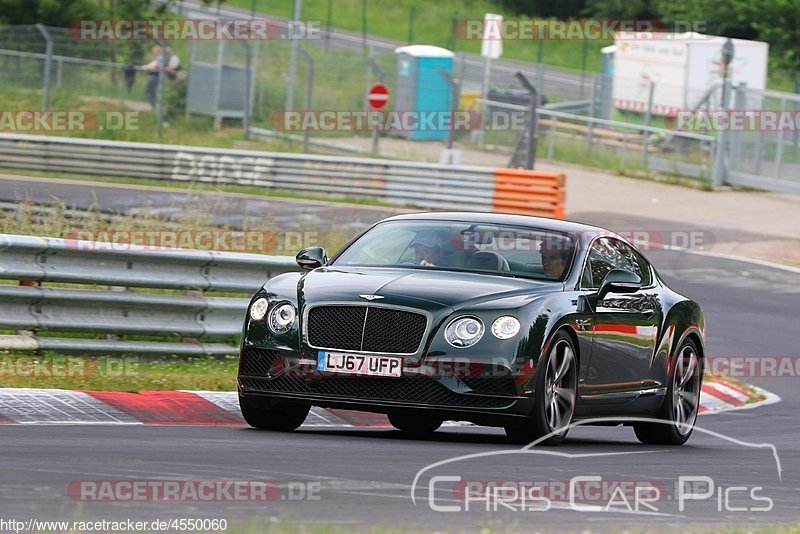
[237,346,535,426]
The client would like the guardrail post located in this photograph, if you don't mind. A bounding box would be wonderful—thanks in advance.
[514,72,539,170]
[642,80,654,167]
[438,68,460,156]
[621,132,630,170]
[365,46,385,154]
[213,40,225,129]
[285,0,302,112]
[299,47,314,153]
[729,82,747,177]
[244,40,253,140]
[547,115,557,161]
[156,38,167,138]
[773,96,786,180]
[711,79,732,187]
[35,24,53,111]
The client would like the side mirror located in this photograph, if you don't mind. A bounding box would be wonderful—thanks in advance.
[597,269,641,300]
[296,247,327,271]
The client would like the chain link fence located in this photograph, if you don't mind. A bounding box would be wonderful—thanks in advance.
[1,20,799,193]
[0,25,153,108]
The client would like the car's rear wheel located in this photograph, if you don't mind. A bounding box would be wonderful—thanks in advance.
[239,396,310,431]
[505,331,577,445]
[388,413,442,435]
[634,338,702,445]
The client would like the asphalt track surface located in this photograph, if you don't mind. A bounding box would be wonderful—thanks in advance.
[0,174,404,234]
[1,175,798,530]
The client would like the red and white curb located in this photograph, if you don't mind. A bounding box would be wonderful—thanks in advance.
[0,377,777,426]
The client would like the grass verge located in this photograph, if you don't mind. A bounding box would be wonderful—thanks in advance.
[0,353,238,391]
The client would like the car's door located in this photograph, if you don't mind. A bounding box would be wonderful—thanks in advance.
[580,238,661,402]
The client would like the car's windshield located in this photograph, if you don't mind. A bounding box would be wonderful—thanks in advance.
[333,220,576,281]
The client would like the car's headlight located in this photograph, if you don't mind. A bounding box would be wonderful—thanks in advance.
[445,316,484,348]
[268,302,296,334]
[249,297,268,321]
[492,316,520,339]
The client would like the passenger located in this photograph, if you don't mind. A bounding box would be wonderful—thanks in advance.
[409,230,449,267]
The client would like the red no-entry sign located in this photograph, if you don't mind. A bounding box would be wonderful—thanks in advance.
[367,83,390,110]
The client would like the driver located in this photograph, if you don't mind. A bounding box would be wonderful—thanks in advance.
[410,230,449,267]
[539,238,572,278]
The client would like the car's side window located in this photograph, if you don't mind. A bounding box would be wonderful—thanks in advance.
[583,238,621,289]
[612,240,653,287]
[580,257,594,288]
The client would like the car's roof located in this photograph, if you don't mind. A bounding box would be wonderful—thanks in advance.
[382,211,610,236]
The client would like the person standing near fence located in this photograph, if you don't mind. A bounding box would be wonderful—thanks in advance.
[142,46,164,110]
[165,47,181,81]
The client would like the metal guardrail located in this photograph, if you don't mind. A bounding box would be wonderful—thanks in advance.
[0,234,300,355]
[0,133,496,212]
[0,134,567,217]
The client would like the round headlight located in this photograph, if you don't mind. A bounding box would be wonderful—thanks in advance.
[249,297,268,321]
[268,302,296,334]
[492,316,520,339]
[445,316,484,348]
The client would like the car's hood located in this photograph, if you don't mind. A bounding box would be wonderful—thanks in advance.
[298,266,562,310]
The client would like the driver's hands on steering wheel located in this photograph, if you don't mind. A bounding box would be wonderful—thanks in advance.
[419,259,435,267]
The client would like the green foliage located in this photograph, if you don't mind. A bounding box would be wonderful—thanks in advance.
[0,0,224,26]
[658,0,800,73]
[495,0,586,18]
[0,0,99,26]
[583,0,660,19]
[165,77,187,120]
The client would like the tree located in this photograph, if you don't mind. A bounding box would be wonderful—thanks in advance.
[496,0,588,19]
[583,0,660,20]
[0,0,223,26]
[659,0,800,74]
[0,0,100,26]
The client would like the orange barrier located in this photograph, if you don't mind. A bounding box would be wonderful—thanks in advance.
[492,168,566,219]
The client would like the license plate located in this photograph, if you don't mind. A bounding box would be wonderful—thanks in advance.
[317,351,402,378]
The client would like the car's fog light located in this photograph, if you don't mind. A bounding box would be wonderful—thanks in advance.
[492,316,520,339]
[268,302,296,334]
[445,316,484,348]
[249,297,268,321]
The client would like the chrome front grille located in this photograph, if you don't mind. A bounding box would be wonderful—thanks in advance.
[306,305,427,354]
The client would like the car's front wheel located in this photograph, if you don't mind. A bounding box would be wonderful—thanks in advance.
[239,396,310,431]
[634,338,702,445]
[388,413,442,435]
[506,331,578,445]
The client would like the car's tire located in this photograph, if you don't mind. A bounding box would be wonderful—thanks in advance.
[505,331,578,446]
[634,338,703,446]
[388,413,443,435]
[239,396,310,431]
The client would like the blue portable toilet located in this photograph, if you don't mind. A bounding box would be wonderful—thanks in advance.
[394,45,454,141]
